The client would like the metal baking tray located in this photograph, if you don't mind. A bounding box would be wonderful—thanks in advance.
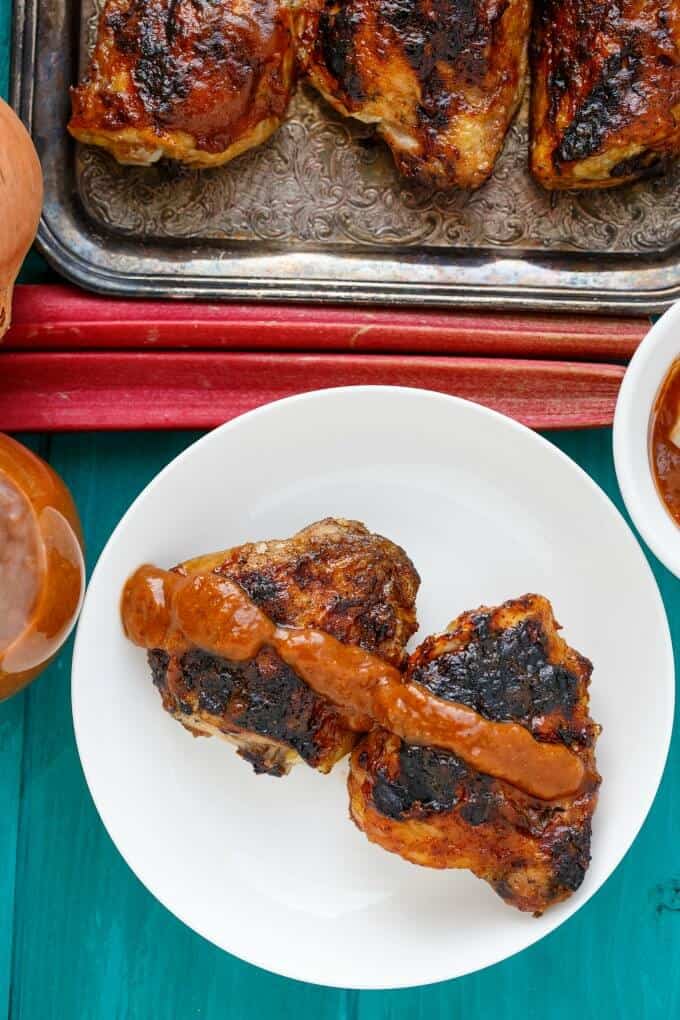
[12,0,680,312]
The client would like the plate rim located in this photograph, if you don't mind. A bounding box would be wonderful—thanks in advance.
[71,386,675,989]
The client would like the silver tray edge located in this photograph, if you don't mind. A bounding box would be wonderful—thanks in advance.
[12,0,680,314]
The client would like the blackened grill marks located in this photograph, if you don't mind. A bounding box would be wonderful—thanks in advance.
[193,30,231,61]
[106,0,262,120]
[556,44,643,163]
[549,819,592,892]
[379,0,492,83]
[372,744,501,822]
[318,0,507,113]
[238,746,287,776]
[224,559,404,660]
[545,52,571,126]
[372,614,574,819]
[610,150,663,178]
[235,570,286,615]
[188,651,234,715]
[538,0,609,126]
[134,57,193,118]
[418,68,452,132]
[411,613,581,732]
[106,10,136,53]
[356,602,397,648]
[372,745,464,817]
[148,648,170,690]
[319,2,366,101]
[105,0,194,116]
[177,646,334,765]
[382,0,508,137]
[166,0,182,45]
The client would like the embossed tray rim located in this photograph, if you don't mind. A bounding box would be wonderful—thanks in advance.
[12,0,680,314]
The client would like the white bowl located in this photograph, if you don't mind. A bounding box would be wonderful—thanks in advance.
[614,302,680,577]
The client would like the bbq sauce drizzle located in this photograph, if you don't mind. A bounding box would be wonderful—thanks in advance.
[121,565,585,800]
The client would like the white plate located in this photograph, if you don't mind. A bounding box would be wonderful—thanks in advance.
[72,387,673,989]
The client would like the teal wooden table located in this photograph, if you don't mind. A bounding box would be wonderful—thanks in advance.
[3,26,680,1020]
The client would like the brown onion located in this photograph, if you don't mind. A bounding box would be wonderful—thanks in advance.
[0,99,43,339]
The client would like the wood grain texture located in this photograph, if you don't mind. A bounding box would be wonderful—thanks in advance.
[0,435,48,1019]
[4,285,648,361]
[0,352,625,431]
[0,694,24,1019]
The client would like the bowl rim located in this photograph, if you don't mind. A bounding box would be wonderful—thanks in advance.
[613,302,680,578]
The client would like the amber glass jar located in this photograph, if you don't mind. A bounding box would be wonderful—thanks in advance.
[0,435,84,700]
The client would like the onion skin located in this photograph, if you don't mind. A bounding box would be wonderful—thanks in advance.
[0,99,43,340]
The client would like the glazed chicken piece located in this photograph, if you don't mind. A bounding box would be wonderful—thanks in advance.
[69,0,296,166]
[531,0,680,189]
[143,519,420,775]
[295,0,531,189]
[349,595,600,914]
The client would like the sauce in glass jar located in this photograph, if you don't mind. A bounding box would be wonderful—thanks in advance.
[0,435,85,700]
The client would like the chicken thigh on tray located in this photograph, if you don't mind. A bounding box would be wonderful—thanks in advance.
[531,0,680,189]
[295,0,532,189]
[69,0,298,166]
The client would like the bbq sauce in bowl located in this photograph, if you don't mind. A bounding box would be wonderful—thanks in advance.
[0,435,85,700]
[650,358,680,528]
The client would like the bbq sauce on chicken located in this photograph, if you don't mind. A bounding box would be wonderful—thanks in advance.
[122,564,585,800]
[651,358,680,527]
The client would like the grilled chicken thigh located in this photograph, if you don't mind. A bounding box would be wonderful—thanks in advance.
[69,0,297,165]
[295,0,532,188]
[145,519,420,775]
[348,595,600,914]
[531,0,680,189]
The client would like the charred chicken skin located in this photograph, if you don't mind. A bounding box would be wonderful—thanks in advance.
[145,518,420,776]
[531,0,680,189]
[69,0,297,166]
[295,0,532,188]
[348,595,601,914]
